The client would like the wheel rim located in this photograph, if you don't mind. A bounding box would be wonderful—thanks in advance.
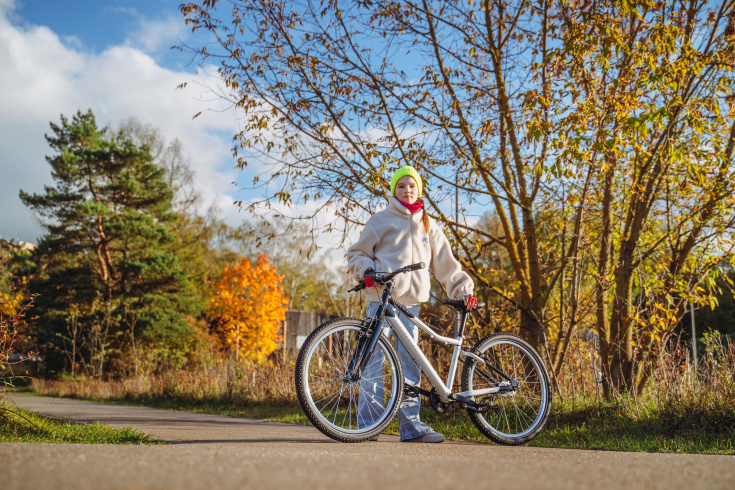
[303,324,399,434]
[468,339,548,438]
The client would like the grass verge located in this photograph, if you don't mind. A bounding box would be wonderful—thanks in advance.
[418,405,735,454]
[21,387,735,454]
[0,404,163,444]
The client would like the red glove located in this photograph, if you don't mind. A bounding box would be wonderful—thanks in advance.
[463,295,478,310]
[364,268,375,288]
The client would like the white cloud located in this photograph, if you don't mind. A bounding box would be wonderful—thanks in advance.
[0,1,248,243]
[122,10,189,55]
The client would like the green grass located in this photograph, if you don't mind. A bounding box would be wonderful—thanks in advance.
[531,405,735,454]
[413,405,735,454]
[0,405,164,444]
[24,389,735,454]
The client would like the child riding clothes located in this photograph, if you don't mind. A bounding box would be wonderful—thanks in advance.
[346,196,474,304]
[346,166,475,443]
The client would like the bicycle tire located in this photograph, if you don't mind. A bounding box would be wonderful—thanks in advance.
[295,317,404,442]
[461,333,551,445]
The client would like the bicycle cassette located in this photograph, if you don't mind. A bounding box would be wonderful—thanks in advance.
[498,380,517,397]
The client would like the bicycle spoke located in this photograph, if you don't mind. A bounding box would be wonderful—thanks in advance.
[465,336,549,442]
[298,321,403,439]
[329,385,348,425]
[318,343,349,372]
[341,385,353,429]
[308,359,343,378]
[314,385,344,407]
[308,378,343,395]
[362,353,385,372]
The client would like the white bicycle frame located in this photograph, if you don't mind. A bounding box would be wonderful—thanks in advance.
[383,304,508,403]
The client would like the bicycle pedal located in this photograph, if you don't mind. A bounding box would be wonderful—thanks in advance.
[403,385,420,398]
[474,403,499,414]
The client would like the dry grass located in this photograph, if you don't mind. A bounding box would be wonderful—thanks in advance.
[32,358,297,407]
[26,337,735,453]
[548,335,735,443]
[31,339,735,421]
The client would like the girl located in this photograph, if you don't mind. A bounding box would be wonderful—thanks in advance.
[346,165,478,443]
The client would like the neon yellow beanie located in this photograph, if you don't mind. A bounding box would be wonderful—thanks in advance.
[390,166,422,197]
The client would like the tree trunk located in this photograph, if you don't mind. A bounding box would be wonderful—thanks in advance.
[607,254,635,393]
[596,156,615,397]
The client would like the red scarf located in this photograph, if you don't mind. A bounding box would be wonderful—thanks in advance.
[400,200,423,213]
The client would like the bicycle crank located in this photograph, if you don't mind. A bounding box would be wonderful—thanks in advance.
[429,388,452,413]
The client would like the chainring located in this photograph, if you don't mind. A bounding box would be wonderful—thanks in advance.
[429,388,452,413]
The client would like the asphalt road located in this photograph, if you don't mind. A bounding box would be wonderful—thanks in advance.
[3,393,734,490]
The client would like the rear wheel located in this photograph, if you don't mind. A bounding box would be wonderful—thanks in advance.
[295,318,403,442]
[461,333,551,445]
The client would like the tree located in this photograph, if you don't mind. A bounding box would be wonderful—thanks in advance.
[0,239,33,317]
[20,110,199,377]
[114,118,243,308]
[208,254,289,363]
[691,265,735,340]
[180,0,735,394]
[179,0,560,348]
[557,1,735,394]
[229,219,360,316]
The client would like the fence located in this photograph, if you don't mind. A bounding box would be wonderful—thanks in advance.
[281,310,338,355]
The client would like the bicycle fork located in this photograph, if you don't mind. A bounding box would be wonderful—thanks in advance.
[344,286,392,382]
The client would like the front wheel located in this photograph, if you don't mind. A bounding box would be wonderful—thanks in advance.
[295,317,404,442]
[461,333,551,445]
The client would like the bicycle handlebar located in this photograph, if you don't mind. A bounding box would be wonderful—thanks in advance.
[347,262,425,292]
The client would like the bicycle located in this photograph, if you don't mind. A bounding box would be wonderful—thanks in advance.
[295,262,551,445]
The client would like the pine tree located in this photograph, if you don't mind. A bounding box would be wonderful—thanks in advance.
[20,110,199,377]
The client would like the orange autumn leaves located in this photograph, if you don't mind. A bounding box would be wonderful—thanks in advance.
[207,254,289,363]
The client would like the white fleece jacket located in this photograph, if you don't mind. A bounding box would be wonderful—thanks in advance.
[346,197,474,305]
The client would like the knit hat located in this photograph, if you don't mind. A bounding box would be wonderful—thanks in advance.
[390,166,423,197]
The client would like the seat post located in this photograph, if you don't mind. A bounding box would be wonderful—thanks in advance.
[455,308,467,339]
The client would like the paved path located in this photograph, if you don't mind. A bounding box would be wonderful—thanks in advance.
[3,394,734,490]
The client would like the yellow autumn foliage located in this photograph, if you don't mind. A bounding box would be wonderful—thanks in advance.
[0,291,23,317]
[208,254,289,363]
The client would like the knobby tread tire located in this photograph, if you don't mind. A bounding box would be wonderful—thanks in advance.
[461,333,551,446]
[295,317,403,443]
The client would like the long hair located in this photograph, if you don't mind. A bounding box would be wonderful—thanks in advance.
[417,197,430,234]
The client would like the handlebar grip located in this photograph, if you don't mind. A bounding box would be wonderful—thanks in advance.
[407,262,425,271]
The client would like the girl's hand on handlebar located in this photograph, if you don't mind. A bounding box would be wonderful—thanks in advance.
[351,264,424,292]
[460,295,478,310]
[363,268,377,287]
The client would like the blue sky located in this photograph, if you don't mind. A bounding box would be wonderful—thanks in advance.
[17,0,190,68]
[20,1,163,49]
[0,0,260,243]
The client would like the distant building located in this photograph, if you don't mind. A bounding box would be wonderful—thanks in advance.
[19,241,35,252]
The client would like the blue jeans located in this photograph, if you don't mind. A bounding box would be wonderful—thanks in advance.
[357,302,433,441]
